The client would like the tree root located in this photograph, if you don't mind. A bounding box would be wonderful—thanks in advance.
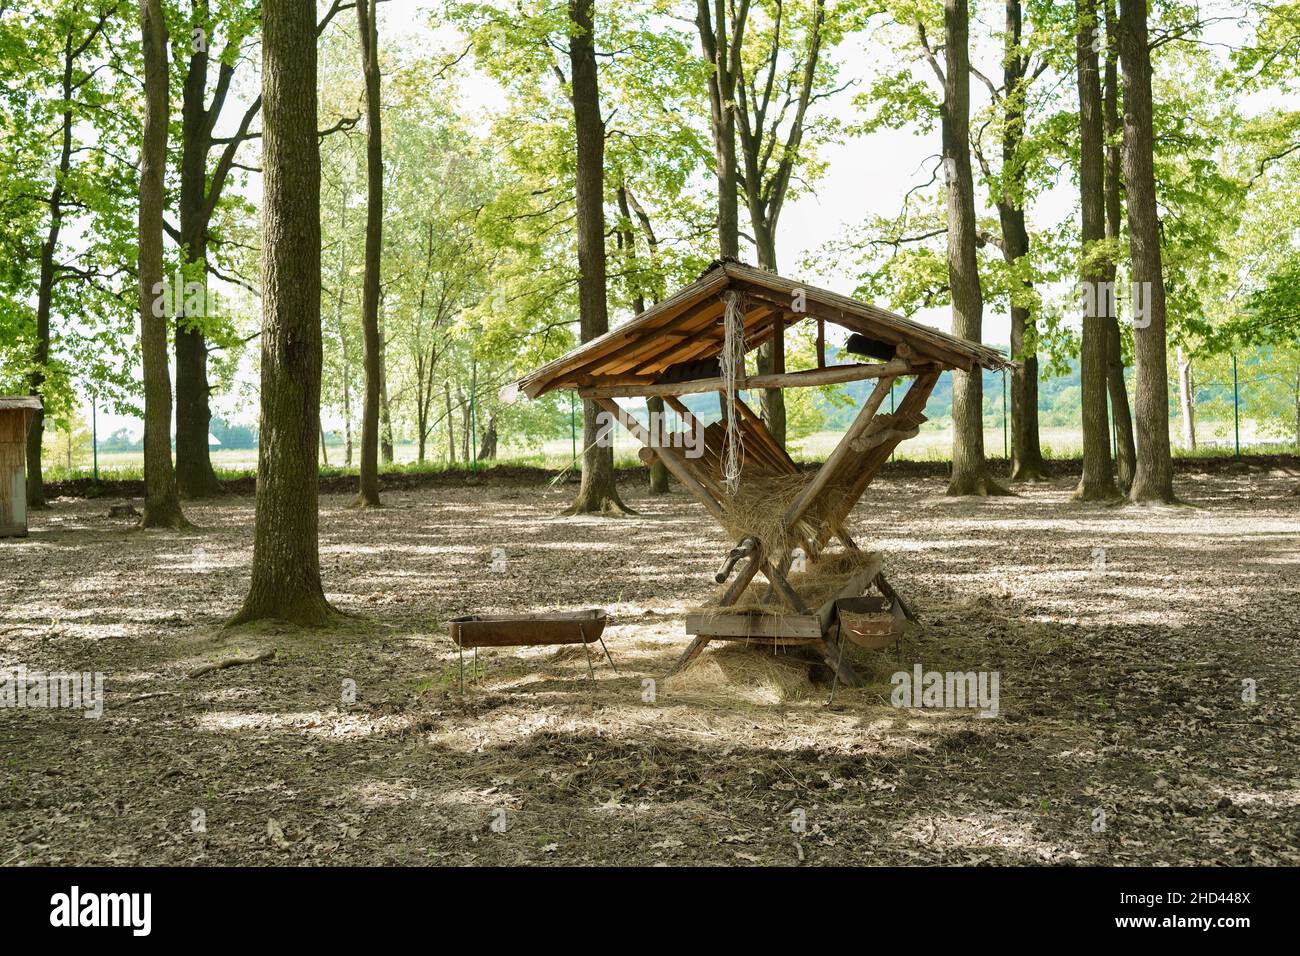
[186,649,276,679]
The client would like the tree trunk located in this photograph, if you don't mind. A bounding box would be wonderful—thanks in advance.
[1177,347,1196,450]
[230,0,336,626]
[753,235,787,448]
[1103,0,1136,492]
[445,380,456,464]
[1119,0,1176,502]
[477,413,497,460]
[697,0,741,259]
[565,0,631,515]
[175,3,223,500]
[943,0,1005,496]
[1001,0,1050,482]
[354,0,383,507]
[26,37,79,510]
[1076,0,1119,500]
[379,307,394,464]
[333,191,355,469]
[646,396,670,494]
[138,0,188,529]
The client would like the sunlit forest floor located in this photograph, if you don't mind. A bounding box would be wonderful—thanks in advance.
[2,464,1297,865]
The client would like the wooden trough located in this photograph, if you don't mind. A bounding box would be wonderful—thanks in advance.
[504,261,1008,687]
[446,609,614,690]
[0,397,41,539]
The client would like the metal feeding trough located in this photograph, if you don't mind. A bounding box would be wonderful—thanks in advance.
[446,609,614,692]
[833,595,906,650]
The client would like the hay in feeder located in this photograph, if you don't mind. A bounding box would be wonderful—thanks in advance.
[716,472,854,563]
[700,550,881,617]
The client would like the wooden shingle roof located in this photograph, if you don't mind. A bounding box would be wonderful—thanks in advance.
[507,261,1009,400]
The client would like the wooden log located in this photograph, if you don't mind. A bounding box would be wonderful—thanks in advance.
[578,359,917,399]
[781,375,896,535]
[813,371,940,551]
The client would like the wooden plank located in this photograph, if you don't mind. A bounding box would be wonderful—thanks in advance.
[578,359,916,399]
[684,611,824,640]
[0,438,27,538]
[731,396,799,474]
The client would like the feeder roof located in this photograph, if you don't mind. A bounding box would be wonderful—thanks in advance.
[505,260,1010,401]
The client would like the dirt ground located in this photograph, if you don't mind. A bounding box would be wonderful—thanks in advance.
[2,465,1298,866]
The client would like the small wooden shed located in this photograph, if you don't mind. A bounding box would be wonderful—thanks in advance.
[505,261,1009,685]
[0,397,42,538]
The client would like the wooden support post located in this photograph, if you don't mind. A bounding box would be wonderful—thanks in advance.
[782,375,896,536]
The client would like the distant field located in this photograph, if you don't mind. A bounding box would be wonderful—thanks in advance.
[45,417,1294,482]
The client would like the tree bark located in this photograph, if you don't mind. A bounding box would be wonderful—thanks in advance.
[1000,0,1050,482]
[1119,0,1176,502]
[26,36,80,510]
[138,0,188,529]
[1103,0,1136,492]
[230,0,336,626]
[564,0,631,515]
[697,0,742,260]
[615,184,669,494]
[1177,347,1196,450]
[175,0,232,499]
[943,0,1005,496]
[354,0,383,507]
[1076,0,1119,500]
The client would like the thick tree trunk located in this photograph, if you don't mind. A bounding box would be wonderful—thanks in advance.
[943,0,1005,496]
[1119,0,1176,502]
[1103,0,1136,492]
[354,0,383,507]
[565,0,631,515]
[138,0,187,529]
[230,0,336,626]
[1001,0,1050,482]
[1076,0,1119,500]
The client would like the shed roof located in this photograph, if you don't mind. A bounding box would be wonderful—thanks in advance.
[0,397,42,411]
[507,260,1009,400]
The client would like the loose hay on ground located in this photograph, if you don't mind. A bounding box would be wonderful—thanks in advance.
[663,643,814,704]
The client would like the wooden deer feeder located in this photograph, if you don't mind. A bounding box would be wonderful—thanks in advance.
[504,261,1008,686]
[0,397,42,539]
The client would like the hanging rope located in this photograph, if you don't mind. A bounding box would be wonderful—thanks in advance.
[719,289,747,493]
